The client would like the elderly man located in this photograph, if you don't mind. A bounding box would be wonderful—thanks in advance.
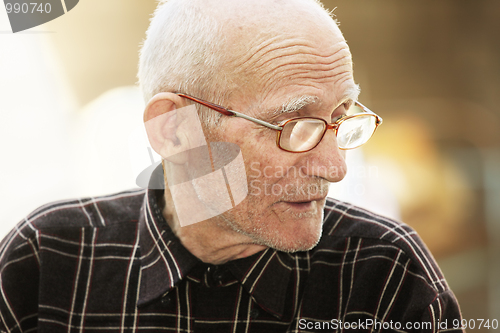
[0,0,463,332]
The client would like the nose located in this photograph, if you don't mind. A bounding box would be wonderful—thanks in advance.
[297,129,347,183]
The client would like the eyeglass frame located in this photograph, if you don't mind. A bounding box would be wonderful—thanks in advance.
[176,93,383,153]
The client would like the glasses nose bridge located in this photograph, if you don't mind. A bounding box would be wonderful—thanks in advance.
[306,121,343,156]
[313,122,340,151]
[325,122,340,136]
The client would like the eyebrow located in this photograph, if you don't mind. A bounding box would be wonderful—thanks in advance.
[343,84,361,106]
[266,95,319,119]
[265,84,362,119]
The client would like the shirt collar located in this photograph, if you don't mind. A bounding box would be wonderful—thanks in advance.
[137,166,200,307]
[227,248,296,319]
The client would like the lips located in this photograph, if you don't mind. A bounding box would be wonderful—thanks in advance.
[273,200,321,215]
[278,196,327,212]
[284,196,327,204]
[286,201,314,206]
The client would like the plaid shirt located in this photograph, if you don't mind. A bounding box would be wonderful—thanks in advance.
[0,186,464,332]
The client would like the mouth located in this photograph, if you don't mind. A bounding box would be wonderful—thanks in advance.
[285,201,315,210]
[279,196,327,212]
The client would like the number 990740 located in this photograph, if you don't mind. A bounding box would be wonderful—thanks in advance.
[5,2,52,14]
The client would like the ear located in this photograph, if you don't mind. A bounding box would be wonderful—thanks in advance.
[143,91,185,121]
[144,93,207,164]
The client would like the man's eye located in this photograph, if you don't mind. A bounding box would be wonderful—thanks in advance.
[331,102,350,122]
[332,114,347,123]
[344,101,354,111]
[273,111,300,125]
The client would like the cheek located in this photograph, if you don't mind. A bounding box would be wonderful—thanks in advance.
[242,129,275,154]
[246,163,275,200]
[236,132,282,177]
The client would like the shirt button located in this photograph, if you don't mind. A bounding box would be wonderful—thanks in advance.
[213,268,226,283]
[161,295,173,308]
[250,308,260,319]
[208,266,229,286]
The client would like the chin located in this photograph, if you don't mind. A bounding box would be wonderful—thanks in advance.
[254,216,324,253]
[271,230,322,253]
[222,197,326,252]
[269,238,321,253]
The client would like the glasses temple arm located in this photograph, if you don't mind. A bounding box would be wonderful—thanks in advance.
[177,93,234,116]
[177,93,282,130]
[355,101,383,125]
[229,110,283,130]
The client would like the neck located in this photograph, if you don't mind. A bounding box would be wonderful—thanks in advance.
[162,189,267,265]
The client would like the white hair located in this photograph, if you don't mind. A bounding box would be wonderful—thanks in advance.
[138,0,336,126]
[138,0,230,126]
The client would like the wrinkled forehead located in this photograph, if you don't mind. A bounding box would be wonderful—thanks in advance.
[226,14,351,110]
[193,0,353,114]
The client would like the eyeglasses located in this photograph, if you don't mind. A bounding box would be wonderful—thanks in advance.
[177,93,383,153]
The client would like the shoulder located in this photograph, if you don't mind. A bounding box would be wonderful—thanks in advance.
[319,197,448,294]
[322,197,415,243]
[0,188,146,263]
[0,189,147,332]
[296,199,462,328]
[14,188,145,232]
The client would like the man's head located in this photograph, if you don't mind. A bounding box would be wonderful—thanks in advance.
[140,0,359,252]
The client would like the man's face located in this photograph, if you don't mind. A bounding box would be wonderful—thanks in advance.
[208,19,357,252]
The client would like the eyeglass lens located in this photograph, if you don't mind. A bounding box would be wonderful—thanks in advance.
[280,119,326,152]
[336,115,377,149]
[279,114,377,152]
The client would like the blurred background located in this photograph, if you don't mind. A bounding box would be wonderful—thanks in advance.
[0,0,499,327]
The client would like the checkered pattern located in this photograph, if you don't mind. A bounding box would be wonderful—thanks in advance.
[0,187,464,332]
